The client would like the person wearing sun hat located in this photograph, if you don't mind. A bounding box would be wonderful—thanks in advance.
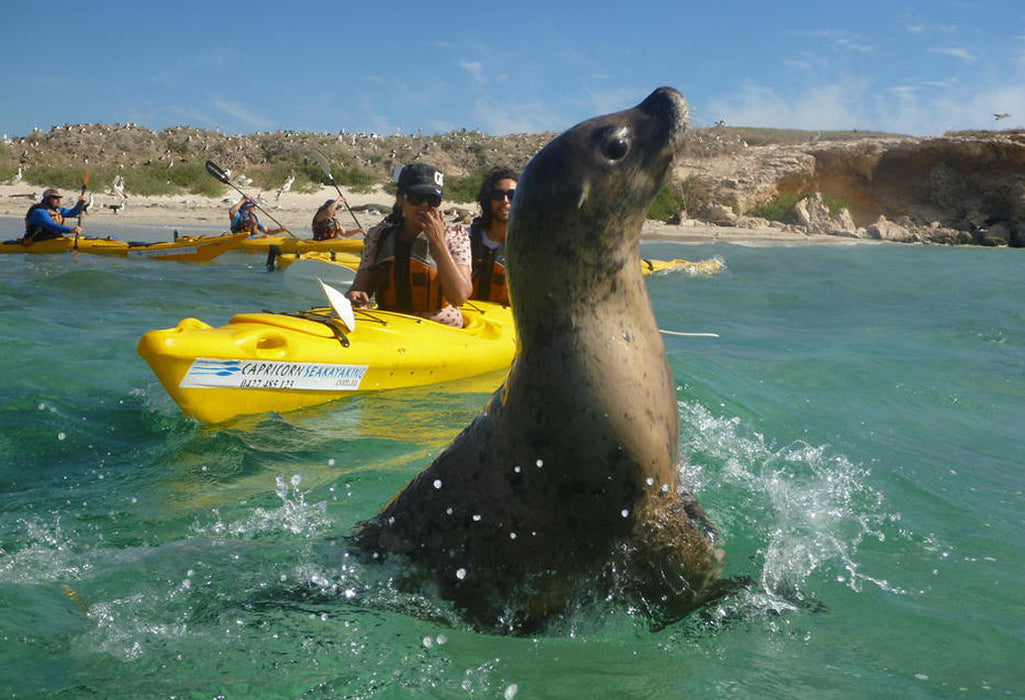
[228,196,286,236]
[345,162,472,327]
[23,188,87,245]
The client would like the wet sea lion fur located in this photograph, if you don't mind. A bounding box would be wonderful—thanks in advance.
[356,87,725,633]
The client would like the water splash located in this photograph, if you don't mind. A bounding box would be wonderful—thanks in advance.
[193,473,331,539]
[678,400,905,615]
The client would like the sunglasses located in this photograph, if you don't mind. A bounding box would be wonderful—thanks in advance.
[405,193,442,208]
[490,189,516,201]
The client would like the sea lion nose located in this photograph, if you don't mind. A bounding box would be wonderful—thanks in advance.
[637,87,689,146]
[638,87,689,123]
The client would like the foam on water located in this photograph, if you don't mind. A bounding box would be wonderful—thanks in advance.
[677,399,912,618]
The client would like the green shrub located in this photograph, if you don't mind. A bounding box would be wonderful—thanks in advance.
[647,185,685,220]
[335,165,377,193]
[751,191,850,223]
[751,192,804,223]
[445,175,481,204]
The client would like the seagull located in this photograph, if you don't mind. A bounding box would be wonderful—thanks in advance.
[111,174,127,200]
[275,172,295,202]
[994,113,1011,121]
[8,166,22,185]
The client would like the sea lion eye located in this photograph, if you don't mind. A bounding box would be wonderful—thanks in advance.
[600,128,631,161]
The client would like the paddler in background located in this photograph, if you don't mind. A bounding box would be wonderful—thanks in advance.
[311,197,363,240]
[345,163,472,327]
[22,188,86,245]
[229,197,286,236]
[467,166,517,304]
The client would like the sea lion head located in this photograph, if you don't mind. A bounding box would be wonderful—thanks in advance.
[507,87,688,306]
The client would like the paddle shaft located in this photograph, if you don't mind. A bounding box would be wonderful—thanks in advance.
[205,160,296,238]
[314,153,364,232]
[74,172,87,250]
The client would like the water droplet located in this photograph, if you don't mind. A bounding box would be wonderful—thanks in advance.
[290,474,302,487]
[456,568,467,580]
[472,514,482,522]
[37,402,45,411]
[509,532,517,539]
[436,634,447,645]
[645,477,654,486]
[57,432,66,441]
[535,459,543,467]
[433,479,443,489]
[446,507,453,515]
[422,636,433,648]
[513,466,521,473]
[328,458,336,466]
[621,509,629,518]
[504,684,519,699]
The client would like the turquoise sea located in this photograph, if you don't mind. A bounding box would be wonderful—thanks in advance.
[1,218,1022,698]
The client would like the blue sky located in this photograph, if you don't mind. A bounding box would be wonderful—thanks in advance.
[2,0,1022,138]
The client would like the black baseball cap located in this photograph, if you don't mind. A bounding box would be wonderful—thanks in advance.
[396,163,444,199]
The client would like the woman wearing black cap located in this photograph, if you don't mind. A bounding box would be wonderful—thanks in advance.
[345,163,472,327]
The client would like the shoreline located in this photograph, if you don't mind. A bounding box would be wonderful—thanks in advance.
[0,183,873,246]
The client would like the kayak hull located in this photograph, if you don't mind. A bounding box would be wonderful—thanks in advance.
[1,232,246,261]
[273,251,724,276]
[233,235,365,255]
[138,302,516,423]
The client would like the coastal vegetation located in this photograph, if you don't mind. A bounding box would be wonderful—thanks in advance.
[5,123,1024,245]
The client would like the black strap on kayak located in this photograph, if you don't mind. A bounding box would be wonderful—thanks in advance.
[270,310,351,348]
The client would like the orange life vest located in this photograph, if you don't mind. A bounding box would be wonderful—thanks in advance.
[371,225,448,313]
[469,226,508,304]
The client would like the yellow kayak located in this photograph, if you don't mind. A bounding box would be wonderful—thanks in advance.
[1,232,246,261]
[232,234,365,255]
[640,257,724,276]
[138,301,516,424]
[274,251,724,276]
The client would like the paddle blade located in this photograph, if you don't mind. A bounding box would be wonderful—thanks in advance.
[282,258,357,302]
[311,149,334,182]
[205,160,231,184]
[318,279,356,332]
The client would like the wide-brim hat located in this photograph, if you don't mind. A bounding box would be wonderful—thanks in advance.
[42,188,62,199]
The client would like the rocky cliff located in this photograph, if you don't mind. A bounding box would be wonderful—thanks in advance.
[676,129,1025,246]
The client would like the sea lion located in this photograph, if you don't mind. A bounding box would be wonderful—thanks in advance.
[356,87,724,633]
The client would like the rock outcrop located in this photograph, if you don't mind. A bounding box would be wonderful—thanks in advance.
[675,129,1025,246]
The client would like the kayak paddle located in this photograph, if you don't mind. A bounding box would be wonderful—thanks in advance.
[312,149,364,233]
[282,258,357,300]
[204,160,296,238]
[318,278,356,332]
[74,169,88,250]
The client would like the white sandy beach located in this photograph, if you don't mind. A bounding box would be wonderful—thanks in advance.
[0,183,861,245]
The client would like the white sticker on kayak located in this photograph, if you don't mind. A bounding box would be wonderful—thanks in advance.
[180,358,368,391]
[127,246,198,258]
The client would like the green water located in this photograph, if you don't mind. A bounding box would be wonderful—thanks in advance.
[1,221,1023,698]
